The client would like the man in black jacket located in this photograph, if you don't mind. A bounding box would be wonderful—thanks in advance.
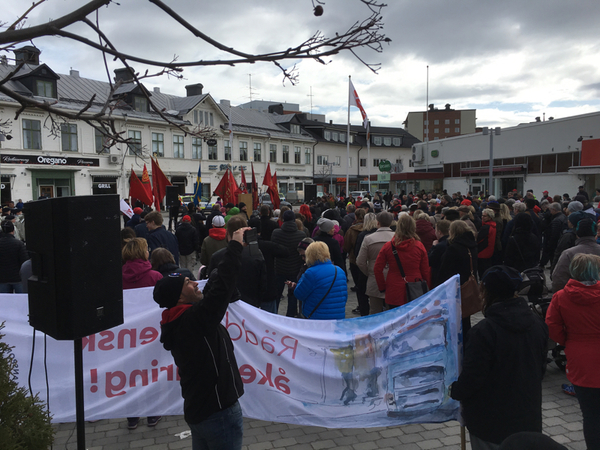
[539,202,568,268]
[175,215,199,274]
[0,220,29,293]
[154,229,246,450]
[145,211,180,265]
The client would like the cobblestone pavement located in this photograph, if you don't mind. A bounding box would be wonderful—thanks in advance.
[52,247,585,449]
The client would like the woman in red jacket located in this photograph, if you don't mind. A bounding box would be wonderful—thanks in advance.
[477,208,496,278]
[546,253,600,450]
[374,214,430,308]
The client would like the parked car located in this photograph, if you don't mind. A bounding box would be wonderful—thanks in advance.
[350,190,370,199]
[260,193,291,209]
[179,194,215,213]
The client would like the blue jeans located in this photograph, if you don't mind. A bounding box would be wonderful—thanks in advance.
[189,401,243,450]
[0,282,23,294]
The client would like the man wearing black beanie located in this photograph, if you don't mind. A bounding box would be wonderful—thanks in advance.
[154,227,248,450]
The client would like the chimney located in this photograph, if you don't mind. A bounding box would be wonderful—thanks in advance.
[153,87,161,93]
[445,103,451,110]
[70,69,80,77]
[185,83,203,97]
[114,67,135,83]
[14,46,41,65]
[220,99,231,108]
[428,103,435,111]
[268,104,284,115]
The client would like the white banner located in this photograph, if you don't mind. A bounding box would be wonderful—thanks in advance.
[1,276,462,428]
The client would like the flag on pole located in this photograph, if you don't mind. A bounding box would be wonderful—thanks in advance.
[349,79,368,129]
[270,171,280,210]
[141,164,153,206]
[262,162,272,189]
[151,157,172,211]
[251,162,259,212]
[239,166,248,194]
[129,168,153,206]
[193,161,202,207]
[213,168,240,206]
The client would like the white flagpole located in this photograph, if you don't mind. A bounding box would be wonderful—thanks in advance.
[367,120,371,194]
[346,76,351,198]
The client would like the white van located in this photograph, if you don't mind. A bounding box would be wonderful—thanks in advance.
[350,190,370,198]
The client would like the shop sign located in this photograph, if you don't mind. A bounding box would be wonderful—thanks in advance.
[97,183,112,189]
[1,154,99,167]
[378,159,392,172]
[377,173,390,182]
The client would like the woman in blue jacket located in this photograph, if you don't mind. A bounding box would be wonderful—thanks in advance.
[294,241,347,320]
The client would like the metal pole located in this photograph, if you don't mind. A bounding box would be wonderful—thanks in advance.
[74,338,86,450]
[489,131,493,197]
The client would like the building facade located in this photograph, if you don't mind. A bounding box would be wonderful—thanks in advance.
[404,103,476,142]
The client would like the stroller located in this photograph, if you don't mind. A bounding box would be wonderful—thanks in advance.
[518,267,566,371]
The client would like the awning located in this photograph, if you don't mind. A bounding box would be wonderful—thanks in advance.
[460,165,526,175]
[568,165,600,175]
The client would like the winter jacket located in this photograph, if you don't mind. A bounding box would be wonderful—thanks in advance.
[134,222,149,240]
[477,220,496,259]
[295,260,347,320]
[436,232,478,288]
[503,231,541,273]
[542,212,568,261]
[415,219,437,252]
[126,214,141,229]
[155,262,195,281]
[343,222,364,264]
[450,297,548,444]
[147,226,180,265]
[199,227,228,266]
[546,279,600,388]
[259,216,279,241]
[271,221,306,276]
[551,229,577,273]
[428,235,449,286]
[356,227,395,298]
[257,238,290,304]
[175,222,200,256]
[314,232,344,270]
[159,240,244,424]
[552,236,600,292]
[224,207,240,224]
[374,238,430,306]
[0,234,28,283]
[122,259,163,289]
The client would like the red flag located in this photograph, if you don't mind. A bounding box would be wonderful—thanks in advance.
[214,169,240,206]
[151,157,172,210]
[262,162,272,189]
[129,168,153,206]
[239,166,248,194]
[251,163,259,212]
[349,79,368,129]
[141,164,153,206]
[269,171,280,209]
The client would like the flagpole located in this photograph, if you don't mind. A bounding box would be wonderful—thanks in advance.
[367,120,371,194]
[346,76,351,198]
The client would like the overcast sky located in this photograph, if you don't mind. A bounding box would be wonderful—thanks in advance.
[4,0,600,131]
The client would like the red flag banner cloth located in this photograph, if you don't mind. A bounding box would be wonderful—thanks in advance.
[251,163,259,212]
[269,171,281,210]
[151,157,172,210]
[214,169,240,206]
[129,168,153,206]
[240,166,248,194]
[141,164,153,206]
[349,79,368,129]
[262,162,272,189]
[229,169,240,205]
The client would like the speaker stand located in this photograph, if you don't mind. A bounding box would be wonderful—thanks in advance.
[74,338,86,450]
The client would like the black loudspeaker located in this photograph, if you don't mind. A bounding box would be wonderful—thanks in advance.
[24,195,123,340]
[166,185,179,207]
[304,184,317,202]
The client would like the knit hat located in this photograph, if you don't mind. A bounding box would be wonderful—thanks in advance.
[481,265,522,298]
[153,274,185,308]
[567,201,583,214]
[238,202,246,209]
[182,215,191,223]
[282,210,296,222]
[212,215,225,227]
[225,203,234,209]
[133,207,143,215]
[319,218,335,233]
[460,199,472,206]
[568,210,586,227]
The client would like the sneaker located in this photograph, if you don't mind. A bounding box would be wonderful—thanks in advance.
[147,416,162,427]
[127,417,139,430]
[562,384,577,397]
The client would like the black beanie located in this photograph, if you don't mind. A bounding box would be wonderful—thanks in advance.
[153,274,185,308]
[481,265,522,298]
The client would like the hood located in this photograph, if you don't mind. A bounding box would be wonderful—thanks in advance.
[208,227,227,240]
[350,222,364,232]
[281,220,299,232]
[562,279,600,306]
[160,304,193,350]
[122,259,154,283]
[484,297,536,332]
[227,207,240,217]
[157,262,180,274]
[416,219,434,231]
[451,231,477,249]
[395,238,419,251]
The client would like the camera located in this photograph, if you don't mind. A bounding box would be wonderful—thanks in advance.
[243,228,258,244]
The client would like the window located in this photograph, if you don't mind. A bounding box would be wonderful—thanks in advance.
[36,80,54,97]
[455,119,460,124]
[192,137,202,159]
[224,140,231,160]
[152,133,164,157]
[134,96,147,112]
[340,133,346,143]
[61,123,78,151]
[294,146,301,164]
[335,156,341,165]
[445,119,450,124]
[173,135,184,158]
[282,145,289,163]
[95,128,110,153]
[455,127,460,133]
[270,144,277,162]
[383,137,392,146]
[208,144,218,160]
[434,128,439,133]
[434,120,439,125]
[193,110,203,124]
[324,130,331,140]
[291,124,300,134]
[204,112,214,127]
[373,159,380,167]
[332,131,339,141]
[127,130,142,156]
[295,183,303,191]
[444,128,450,133]
[305,147,311,165]
[254,143,262,162]
[372,136,382,146]
[317,155,328,165]
[360,158,367,167]
[424,120,429,125]
[393,137,401,146]
[239,141,248,161]
[23,119,41,149]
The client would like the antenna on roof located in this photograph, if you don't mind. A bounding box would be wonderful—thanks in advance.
[247,74,258,102]
[307,86,314,120]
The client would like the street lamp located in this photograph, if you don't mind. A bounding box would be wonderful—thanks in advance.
[482,127,501,197]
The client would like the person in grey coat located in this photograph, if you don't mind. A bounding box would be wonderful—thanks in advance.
[356,211,395,315]
[552,217,600,292]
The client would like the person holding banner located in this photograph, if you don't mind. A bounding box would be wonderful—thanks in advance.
[153,227,248,450]
[450,266,548,450]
